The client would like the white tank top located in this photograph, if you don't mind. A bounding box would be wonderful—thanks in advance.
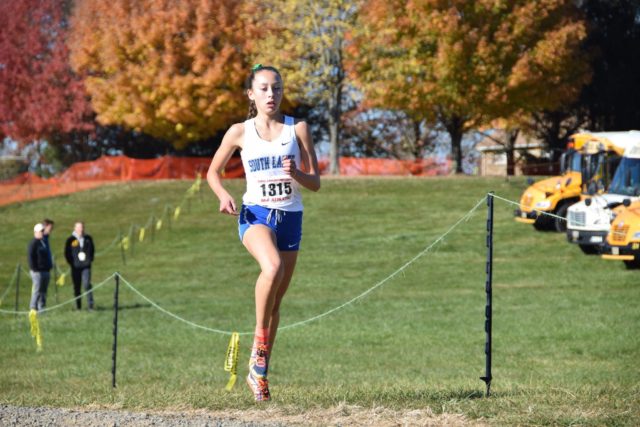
[241,116,303,211]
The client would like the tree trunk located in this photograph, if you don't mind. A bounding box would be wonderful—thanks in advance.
[443,115,465,174]
[328,113,339,175]
[328,76,342,175]
[506,149,515,176]
[506,128,519,176]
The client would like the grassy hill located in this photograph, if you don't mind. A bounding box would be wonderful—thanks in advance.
[0,177,638,425]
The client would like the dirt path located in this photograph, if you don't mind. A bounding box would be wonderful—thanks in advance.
[0,404,484,426]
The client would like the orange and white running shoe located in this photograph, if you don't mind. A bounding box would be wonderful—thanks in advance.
[246,370,270,401]
[248,344,269,378]
[247,344,270,401]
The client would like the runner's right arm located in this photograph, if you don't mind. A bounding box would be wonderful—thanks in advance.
[207,123,244,216]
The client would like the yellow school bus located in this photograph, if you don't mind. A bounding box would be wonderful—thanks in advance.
[601,197,640,269]
[514,133,591,232]
[566,132,640,254]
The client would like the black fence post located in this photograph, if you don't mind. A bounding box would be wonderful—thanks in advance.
[481,192,494,397]
[14,263,21,320]
[112,273,120,388]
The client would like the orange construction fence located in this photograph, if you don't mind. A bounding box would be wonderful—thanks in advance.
[319,157,450,176]
[0,155,449,206]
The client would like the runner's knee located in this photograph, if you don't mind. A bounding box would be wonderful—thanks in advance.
[261,259,283,283]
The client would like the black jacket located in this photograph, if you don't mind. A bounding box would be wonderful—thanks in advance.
[64,234,95,269]
[28,238,52,272]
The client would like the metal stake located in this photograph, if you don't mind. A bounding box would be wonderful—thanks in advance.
[111,273,120,388]
[480,192,494,397]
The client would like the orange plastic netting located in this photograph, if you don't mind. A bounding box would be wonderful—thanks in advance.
[320,157,449,176]
[0,155,449,206]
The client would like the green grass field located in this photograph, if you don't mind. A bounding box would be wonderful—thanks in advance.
[1,177,638,425]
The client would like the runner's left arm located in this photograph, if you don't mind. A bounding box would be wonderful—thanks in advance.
[285,120,320,192]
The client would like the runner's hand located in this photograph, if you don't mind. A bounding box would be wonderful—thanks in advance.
[283,158,297,178]
[219,195,238,216]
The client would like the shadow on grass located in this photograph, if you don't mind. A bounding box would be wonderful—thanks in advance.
[94,302,152,312]
[365,387,523,405]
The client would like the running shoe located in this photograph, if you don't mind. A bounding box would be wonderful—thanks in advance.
[246,370,270,402]
[248,344,269,378]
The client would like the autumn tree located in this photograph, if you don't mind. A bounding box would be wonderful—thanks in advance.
[0,0,93,145]
[69,0,251,149]
[341,109,437,159]
[353,0,591,173]
[244,0,359,174]
[514,0,640,169]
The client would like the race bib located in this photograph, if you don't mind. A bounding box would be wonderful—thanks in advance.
[256,177,294,204]
[78,251,86,262]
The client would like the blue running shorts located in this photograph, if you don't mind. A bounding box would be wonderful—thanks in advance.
[238,204,303,251]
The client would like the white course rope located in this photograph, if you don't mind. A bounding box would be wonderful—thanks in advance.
[0,267,18,303]
[278,195,488,332]
[53,263,66,276]
[94,234,122,257]
[118,195,488,336]
[0,273,116,315]
[491,193,567,221]
[2,177,198,282]
[2,193,487,335]
[119,276,237,335]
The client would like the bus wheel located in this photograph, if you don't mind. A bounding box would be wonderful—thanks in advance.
[624,259,640,269]
[533,215,551,231]
[579,244,600,255]
[554,203,570,233]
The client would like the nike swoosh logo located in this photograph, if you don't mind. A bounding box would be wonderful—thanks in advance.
[288,243,298,248]
[281,140,291,146]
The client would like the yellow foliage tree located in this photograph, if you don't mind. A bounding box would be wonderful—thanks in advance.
[353,0,591,173]
[244,0,359,174]
[69,0,250,148]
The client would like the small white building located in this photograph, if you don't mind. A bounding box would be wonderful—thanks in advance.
[475,130,549,176]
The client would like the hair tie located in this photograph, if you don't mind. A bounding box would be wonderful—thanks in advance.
[251,64,262,71]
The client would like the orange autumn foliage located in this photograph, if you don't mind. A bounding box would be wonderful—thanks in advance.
[351,0,591,172]
[69,0,252,148]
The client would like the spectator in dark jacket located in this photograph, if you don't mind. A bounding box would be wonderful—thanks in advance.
[42,218,54,269]
[28,223,53,311]
[64,221,95,310]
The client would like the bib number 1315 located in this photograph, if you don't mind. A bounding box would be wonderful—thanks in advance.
[260,182,292,197]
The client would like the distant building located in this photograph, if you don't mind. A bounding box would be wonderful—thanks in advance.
[475,131,553,176]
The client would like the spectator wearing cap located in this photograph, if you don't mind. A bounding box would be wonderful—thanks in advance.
[28,223,53,311]
[64,221,95,310]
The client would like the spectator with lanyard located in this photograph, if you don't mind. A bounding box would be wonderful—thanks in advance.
[64,221,95,311]
[207,64,321,402]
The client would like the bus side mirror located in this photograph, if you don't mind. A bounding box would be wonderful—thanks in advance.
[623,199,631,207]
[585,198,592,206]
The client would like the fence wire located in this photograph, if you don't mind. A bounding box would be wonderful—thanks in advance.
[1,194,490,336]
